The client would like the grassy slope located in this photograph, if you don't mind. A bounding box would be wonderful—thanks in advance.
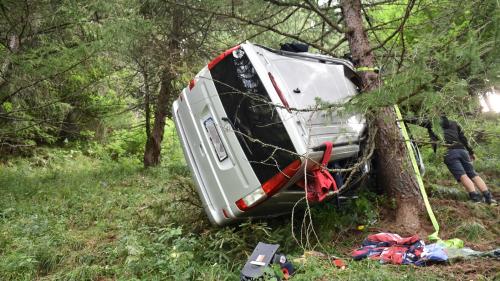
[0,118,498,280]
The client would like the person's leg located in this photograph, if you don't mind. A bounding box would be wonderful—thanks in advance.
[444,150,481,202]
[471,176,488,192]
[459,175,477,193]
[471,176,496,204]
[460,150,496,204]
[459,175,482,202]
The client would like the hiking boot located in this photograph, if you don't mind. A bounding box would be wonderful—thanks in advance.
[482,191,497,205]
[468,192,483,203]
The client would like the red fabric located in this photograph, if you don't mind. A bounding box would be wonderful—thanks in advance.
[352,232,425,265]
[377,246,408,264]
[366,233,421,245]
[305,142,337,202]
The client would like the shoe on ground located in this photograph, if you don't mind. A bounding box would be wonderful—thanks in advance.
[469,191,483,203]
[482,191,497,205]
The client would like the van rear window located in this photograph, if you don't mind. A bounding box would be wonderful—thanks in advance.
[210,48,296,184]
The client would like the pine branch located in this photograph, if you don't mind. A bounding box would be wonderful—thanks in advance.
[368,0,416,53]
[166,0,344,55]
[0,52,95,105]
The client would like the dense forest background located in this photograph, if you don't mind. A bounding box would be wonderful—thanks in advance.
[0,0,499,280]
[1,0,498,158]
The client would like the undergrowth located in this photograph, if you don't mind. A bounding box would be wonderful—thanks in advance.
[1,116,498,280]
[0,148,437,280]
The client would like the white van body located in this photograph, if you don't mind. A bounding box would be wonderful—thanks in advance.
[172,42,368,225]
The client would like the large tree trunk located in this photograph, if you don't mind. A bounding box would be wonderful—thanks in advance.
[341,0,423,232]
[143,70,174,167]
[143,7,182,168]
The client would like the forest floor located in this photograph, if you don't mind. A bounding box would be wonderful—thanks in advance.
[1,119,499,280]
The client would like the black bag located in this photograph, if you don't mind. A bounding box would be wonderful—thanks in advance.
[280,42,309,53]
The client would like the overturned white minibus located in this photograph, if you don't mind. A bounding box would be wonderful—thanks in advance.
[172,42,369,225]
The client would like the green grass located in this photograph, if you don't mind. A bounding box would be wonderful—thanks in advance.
[1,115,499,280]
[0,149,446,280]
[453,221,489,242]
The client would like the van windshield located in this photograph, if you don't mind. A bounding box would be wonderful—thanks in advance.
[210,48,297,185]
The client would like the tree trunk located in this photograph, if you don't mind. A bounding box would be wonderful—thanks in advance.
[142,65,152,142]
[0,34,20,103]
[340,0,423,232]
[143,71,174,167]
[143,7,182,168]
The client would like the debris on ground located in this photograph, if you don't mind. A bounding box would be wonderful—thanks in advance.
[351,232,499,267]
[352,232,425,265]
[292,250,347,270]
[241,242,294,280]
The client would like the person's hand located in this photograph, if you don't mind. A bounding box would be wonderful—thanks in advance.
[470,154,476,161]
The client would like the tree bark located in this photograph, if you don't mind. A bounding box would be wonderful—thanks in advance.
[0,34,20,100]
[142,64,152,142]
[144,70,174,167]
[340,0,423,232]
[143,6,182,168]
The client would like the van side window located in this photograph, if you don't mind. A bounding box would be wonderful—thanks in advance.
[210,49,296,184]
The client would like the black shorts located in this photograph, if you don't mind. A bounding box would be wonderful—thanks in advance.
[444,149,478,181]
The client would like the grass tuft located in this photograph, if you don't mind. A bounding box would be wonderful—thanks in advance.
[453,221,488,242]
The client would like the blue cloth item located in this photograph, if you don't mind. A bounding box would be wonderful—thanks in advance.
[415,243,448,266]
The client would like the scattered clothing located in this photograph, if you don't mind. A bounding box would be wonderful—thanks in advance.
[351,233,424,265]
[352,233,498,266]
[415,243,448,266]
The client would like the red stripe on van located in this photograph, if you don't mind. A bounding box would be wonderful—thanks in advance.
[268,72,291,112]
[261,159,301,196]
[207,45,240,70]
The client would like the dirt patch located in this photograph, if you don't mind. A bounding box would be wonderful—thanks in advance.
[423,259,500,280]
[431,198,499,248]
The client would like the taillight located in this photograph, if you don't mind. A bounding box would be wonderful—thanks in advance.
[261,159,301,196]
[235,188,266,211]
[235,198,248,211]
[208,45,240,70]
[268,72,291,112]
[235,160,301,211]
